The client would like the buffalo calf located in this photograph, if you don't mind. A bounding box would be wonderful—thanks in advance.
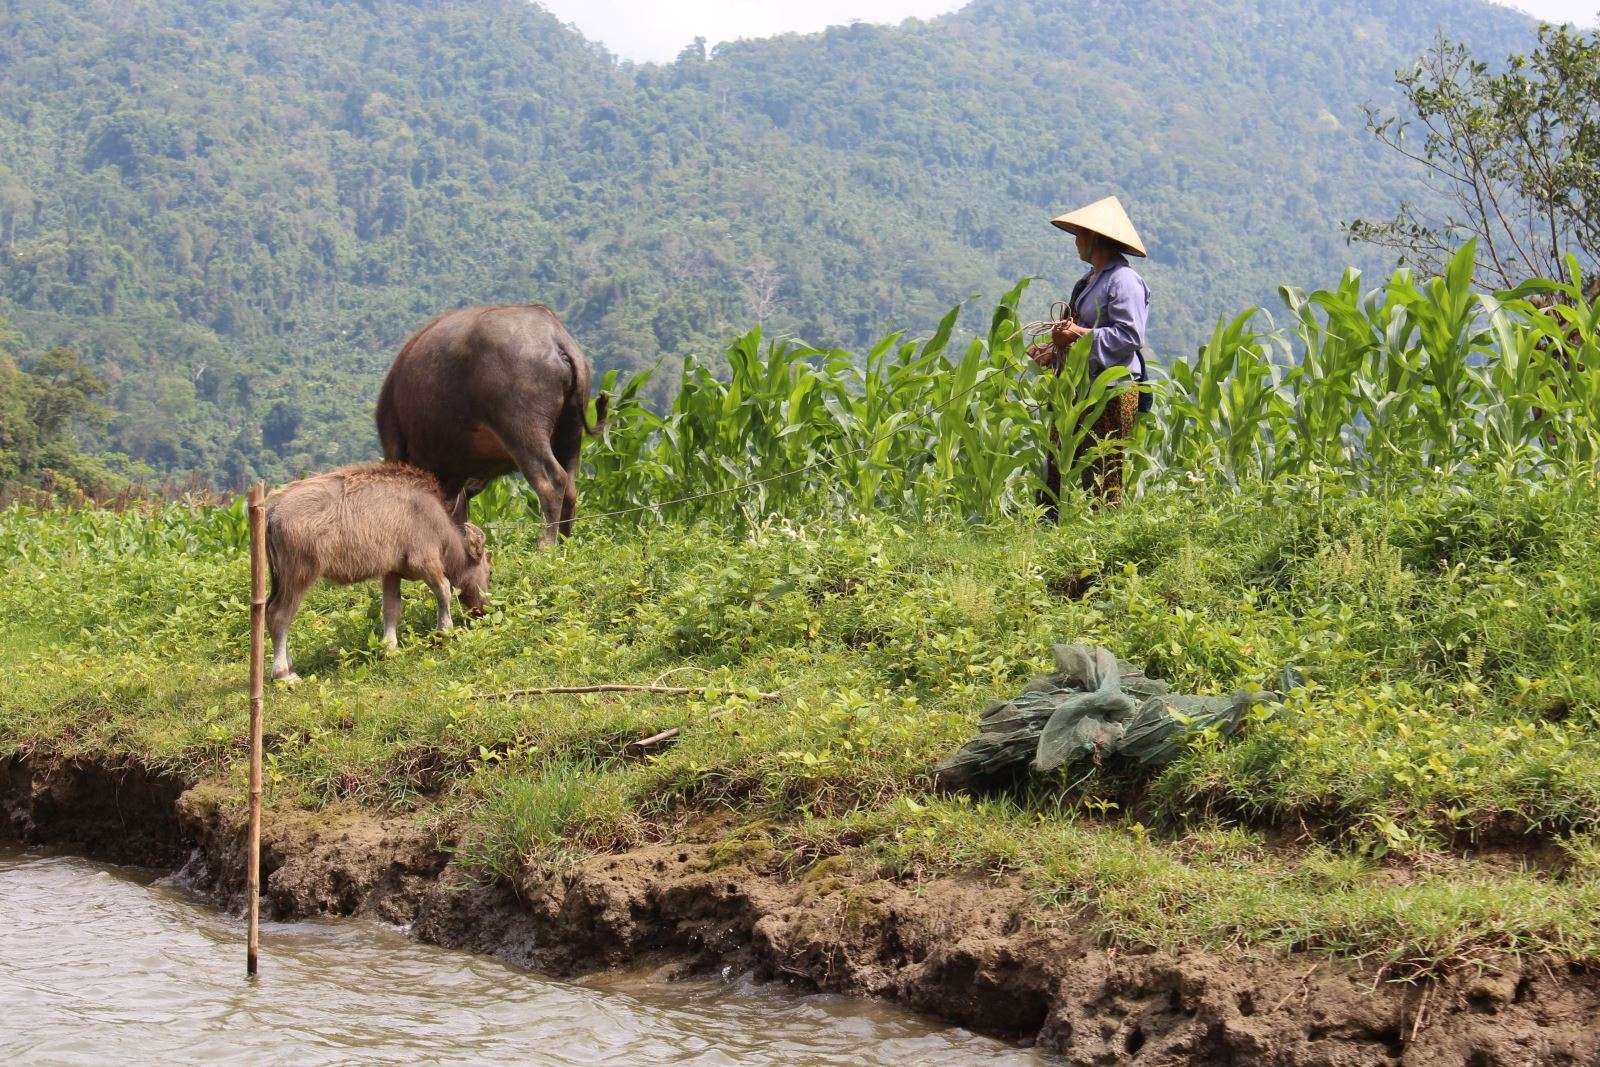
[265,462,490,682]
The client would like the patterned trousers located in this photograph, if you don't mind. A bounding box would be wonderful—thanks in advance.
[1040,388,1139,516]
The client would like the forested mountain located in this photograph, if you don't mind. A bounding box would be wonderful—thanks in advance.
[0,0,1535,486]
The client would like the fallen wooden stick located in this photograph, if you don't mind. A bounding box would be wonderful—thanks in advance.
[623,727,682,757]
[477,683,782,702]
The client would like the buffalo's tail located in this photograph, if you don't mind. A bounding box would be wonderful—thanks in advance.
[586,391,610,436]
[557,330,607,437]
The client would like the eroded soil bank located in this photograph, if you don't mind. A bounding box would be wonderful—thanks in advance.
[3,753,1596,1066]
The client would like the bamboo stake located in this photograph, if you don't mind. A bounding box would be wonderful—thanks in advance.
[246,482,266,978]
[476,683,781,702]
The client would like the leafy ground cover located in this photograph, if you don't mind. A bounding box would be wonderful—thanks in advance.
[4,469,1598,980]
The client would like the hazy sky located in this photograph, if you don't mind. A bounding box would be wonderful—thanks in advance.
[536,0,1597,63]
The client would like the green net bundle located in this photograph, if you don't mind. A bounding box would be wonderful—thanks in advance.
[932,643,1298,793]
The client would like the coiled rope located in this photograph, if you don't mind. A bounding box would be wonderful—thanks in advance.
[1020,299,1075,341]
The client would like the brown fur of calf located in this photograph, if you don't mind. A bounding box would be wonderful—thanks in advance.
[264,462,489,681]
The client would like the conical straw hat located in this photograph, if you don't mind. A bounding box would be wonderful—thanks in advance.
[1050,195,1147,258]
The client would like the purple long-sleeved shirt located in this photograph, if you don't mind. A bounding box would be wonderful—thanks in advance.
[1070,254,1150,377]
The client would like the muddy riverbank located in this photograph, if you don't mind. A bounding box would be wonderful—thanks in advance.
[4,753,1597,1065]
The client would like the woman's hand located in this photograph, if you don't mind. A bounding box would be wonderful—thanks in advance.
[1052,321,1091,345]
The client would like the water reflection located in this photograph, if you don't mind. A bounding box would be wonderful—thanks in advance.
[0,845,1044,1065]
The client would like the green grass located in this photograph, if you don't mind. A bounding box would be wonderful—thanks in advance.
[4,469,1599,979]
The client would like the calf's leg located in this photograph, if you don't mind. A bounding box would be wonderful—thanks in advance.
[267,579,310,683]
[423,570,454,632]
[381,573,402,649]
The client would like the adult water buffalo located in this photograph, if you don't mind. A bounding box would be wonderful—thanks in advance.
[376,304,607,546]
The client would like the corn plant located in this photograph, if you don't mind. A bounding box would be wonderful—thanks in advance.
[1141,243,1600,489]
[566,243,1598,528]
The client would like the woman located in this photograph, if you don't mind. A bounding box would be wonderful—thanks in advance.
[1031,195,1151,510]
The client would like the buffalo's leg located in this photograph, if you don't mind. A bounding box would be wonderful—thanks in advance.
[424,570,454,632]
[442,477,489,526]
[553,408,584,538]
[559,479,578,538]
[500,429,569,548]
[381,573,402,649]
[267,580,310,683]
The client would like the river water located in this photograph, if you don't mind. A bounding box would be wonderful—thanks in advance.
[0,845,1045,1065]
